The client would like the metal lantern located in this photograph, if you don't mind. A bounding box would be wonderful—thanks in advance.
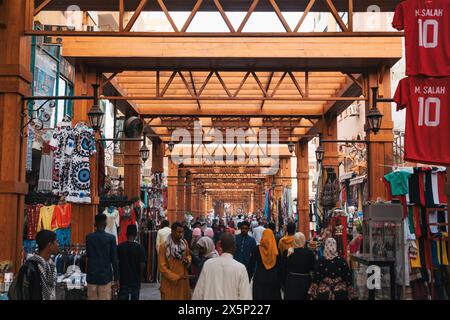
[87,84,105,132]
[315,145,325,163]
[367,107,383,135]
[288,141,295,153]
[168,141,175,152]
[139,144,150,163]
[368,87,384,135]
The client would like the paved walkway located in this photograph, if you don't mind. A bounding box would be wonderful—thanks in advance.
[140,283,161,300]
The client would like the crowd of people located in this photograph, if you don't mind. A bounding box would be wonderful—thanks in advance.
[157,215,357,300]
[9,213,357,301]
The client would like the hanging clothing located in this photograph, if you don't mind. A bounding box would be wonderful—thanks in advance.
[104,207,120,244]
[37,205,57,231]
[384,171,412,196]
[50,119,74,197]
[53,204,72,229]
[66,122,96,203]
[118,207,136,244]
[26,205,42,240]
[37,152,53,192]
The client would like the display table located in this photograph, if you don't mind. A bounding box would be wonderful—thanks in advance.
[350,253,396,300]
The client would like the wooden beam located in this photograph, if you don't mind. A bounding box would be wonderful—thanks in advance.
[344,73,363,89]
[213,0,235,33]
[119,0,124,32]
[233,72,251,98]
[238,0,260,32]
[189,71,201,109]
[197,71,214,96]
[101,72,119,88]
[261,72,274,110]
[160,71,177,97]
[348,0,354,32]
[326,0,349,32]
[269,0,292,32]
[157,0,179,32]
[181,0,203,32]
[294,0,316,32]
[251,72,268,97]
[288,71,305,97]
[215,72,232,98]
[34,0,52,16]
[124,0,149,32]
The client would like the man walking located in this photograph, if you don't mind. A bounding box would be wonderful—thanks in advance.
[86,213,118,300]
[158,222,192,300]
[117,225,146,300]
[193,233,251,300]
[234,221,257,278]
[9,230,58,300]
[252,219,266,245]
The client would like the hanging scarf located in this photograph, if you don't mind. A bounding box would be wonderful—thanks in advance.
[165,234,187,261]
[28,254,56,300]
[197,237,218,259]
[287,232,306,257]
[259,229,278,270]
[324,238,338,260]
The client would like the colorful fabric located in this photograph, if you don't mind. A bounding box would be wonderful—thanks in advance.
[165,235,188,261]
[50,119,73,197]
[258,229,278,270]
[26,204,42,240]
[392,0,450,76]
[66,122,96,203]
[384,171,412,196]
[53,204,71,229]
[56,227,71,247]
[38,205,57,231]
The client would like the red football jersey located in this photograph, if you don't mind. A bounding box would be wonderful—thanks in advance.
[392,0,450,76]
[394,76,450,165]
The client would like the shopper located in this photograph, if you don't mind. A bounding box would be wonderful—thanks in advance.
[281,232,316,300]
[234,221,257,278]
[156,220,171,254]
[158,222,192,300]
[204,227,214,239]
[308,238,355,300]
[9,230,58,300]
[249,229,281,300]
[86,213,119,300]
[193,233,251,300]
[191,227,202,252]
[117,225,146,300]
[252,219,266,245]
[278,222,296,255]
[268,221,282,245]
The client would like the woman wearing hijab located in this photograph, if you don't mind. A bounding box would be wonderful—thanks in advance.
[249,229,281,300]
[281,232,316,300]
[191,237,218,289]
[308,238,355,300]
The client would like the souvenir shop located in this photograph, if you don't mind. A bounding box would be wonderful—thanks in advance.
[262,185,294,232]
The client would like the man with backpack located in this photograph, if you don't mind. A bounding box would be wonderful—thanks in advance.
[9,230,58,300]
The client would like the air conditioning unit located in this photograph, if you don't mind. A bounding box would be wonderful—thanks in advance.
[348,104,360,117]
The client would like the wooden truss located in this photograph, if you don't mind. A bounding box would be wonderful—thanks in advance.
[30,0,399,36]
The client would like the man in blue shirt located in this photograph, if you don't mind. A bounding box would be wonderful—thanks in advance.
[86,213,118,300]
[234,221,257,280]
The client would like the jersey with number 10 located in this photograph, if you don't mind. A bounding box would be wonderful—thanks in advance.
[392,0,450,76]
[394,77,450,165]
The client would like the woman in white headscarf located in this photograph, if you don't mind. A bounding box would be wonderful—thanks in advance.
[308,238,355,300]
[190,237,218,289]
[281,232,316,300]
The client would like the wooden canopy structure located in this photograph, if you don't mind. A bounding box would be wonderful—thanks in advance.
[4,0,444,274]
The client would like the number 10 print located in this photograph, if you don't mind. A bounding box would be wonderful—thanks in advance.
[418,19,438,48]
[418,97,440,127]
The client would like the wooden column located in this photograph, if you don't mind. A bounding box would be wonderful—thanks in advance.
[322,116,339,174]
[124,140,141,199]
[151,139,164,174]
[71,65,99,245]
[196,184,202,218]
[167,160,178,223]
[199,192,205,217]
[191,182,198,218]
[296,140,310,239]
[177,166,185,222]
[366,70,394,200]
[185,172,192,214]
[0,0,33,272]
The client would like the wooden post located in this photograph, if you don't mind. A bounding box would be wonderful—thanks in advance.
[191,182,198,218]
[322,116,339,175]
[296,140,310,239]
[124,140,141,199]
[366,70,394,200]
[0,0,33,272]
[167,159,178,223]
[71,65,98,245]
[177,166,185,222]
[151,138,164,174]
[185,172,192,215]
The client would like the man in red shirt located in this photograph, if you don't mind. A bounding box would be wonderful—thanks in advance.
[394,76,450,165]
[392,0,450,76]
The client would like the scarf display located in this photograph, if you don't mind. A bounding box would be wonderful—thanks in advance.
[28,254,56,300]
[197,237,218,259]
[324,238,339,260]
[259,229,278,270]
[287,232,306,257]
[165,235,187,261]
